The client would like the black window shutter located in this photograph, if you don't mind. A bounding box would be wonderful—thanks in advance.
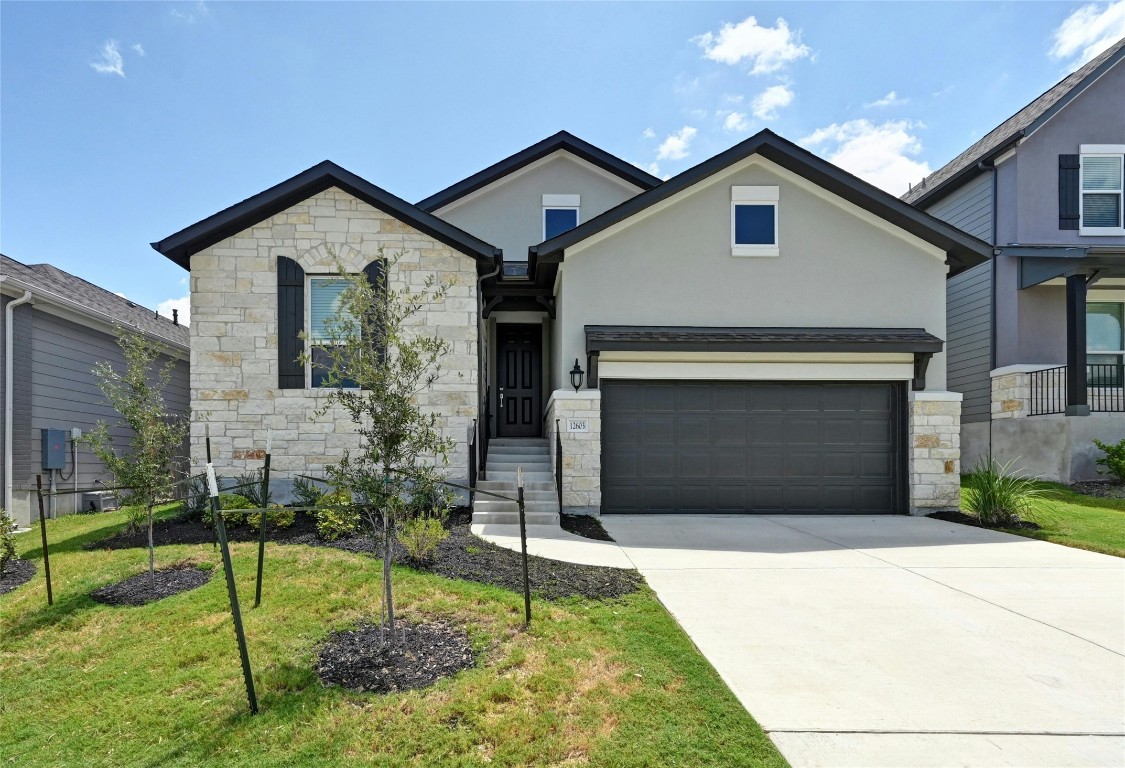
[277,256,305,389]
[363,259,388,362]
[1059,154,1080,230]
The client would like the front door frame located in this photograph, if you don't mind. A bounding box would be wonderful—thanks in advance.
[496,323,543,438]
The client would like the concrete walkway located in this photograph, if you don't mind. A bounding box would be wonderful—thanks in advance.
[601,515,1125,768]
[471,523,634,568]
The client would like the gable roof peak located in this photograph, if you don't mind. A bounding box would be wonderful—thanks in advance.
[902,36,1125,206]
[152,159,501,270]
[416,130,661,212]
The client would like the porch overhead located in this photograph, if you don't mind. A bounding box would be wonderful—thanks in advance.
[1003,245,1125,289]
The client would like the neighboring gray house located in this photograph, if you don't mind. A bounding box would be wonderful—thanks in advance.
[0,255,190,527]
[903,39,1125,482]
[156,129,988,521]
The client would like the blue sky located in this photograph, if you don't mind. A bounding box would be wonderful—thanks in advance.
[2,1,1122,322]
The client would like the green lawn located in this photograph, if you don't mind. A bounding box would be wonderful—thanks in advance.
[961,478,1125,558]
[0,509,786,768]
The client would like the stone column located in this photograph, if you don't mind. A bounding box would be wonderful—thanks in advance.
[545,389,602,516]
[908,391,962,515]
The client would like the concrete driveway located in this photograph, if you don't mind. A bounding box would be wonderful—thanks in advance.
[601,515,1125,768]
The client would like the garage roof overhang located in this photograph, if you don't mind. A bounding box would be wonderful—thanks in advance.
[584,326,944,391]
[1001,245,1125,289]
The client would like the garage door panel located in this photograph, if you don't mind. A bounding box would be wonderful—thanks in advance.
[602,380,902,514]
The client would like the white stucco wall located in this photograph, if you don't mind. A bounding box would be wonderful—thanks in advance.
[555,156,951,392]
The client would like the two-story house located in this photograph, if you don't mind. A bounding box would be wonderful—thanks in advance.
[904,38,1125,482]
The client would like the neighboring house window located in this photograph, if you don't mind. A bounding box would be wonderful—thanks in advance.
[307,276,359,389]
[543,194,580,240]
[1079,146,1125,236]
[1088,301,1124,386]
[731,186,779,257]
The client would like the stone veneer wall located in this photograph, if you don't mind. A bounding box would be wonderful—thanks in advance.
[908,391,962,514]
[189,188,478,481]
[545,390,602,515]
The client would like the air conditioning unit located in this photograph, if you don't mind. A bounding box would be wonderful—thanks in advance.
[81,491,119,513]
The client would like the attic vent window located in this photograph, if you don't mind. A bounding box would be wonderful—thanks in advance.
[543,194,580,240]
[731,186,779,257]
[1079,146,1124,236]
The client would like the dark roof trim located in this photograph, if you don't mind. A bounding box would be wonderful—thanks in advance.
[905,38,1125,208]
[533,129,990,276]
[152,160,502,270]
[585,325,944,354]
[417,131,661,212]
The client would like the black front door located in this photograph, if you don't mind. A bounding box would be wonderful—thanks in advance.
[497,324,542,437]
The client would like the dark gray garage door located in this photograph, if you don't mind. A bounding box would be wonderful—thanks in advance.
[602,381,903,514]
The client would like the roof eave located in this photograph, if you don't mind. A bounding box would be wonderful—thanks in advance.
[152,161,501,270]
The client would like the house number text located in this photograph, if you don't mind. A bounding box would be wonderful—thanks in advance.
[566,418,589,433]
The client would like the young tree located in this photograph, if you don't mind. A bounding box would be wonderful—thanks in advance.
[306,250,455,633]
[84,329,188,588]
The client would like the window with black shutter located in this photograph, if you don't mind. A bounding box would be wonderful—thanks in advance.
[276,256,305,389]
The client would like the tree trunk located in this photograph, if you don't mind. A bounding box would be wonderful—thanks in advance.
[383,499,394,634]
[147,504,155,590]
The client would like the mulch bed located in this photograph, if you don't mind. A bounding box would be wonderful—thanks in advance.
[1069,480,1125,499]
[89,565,213,607]
[927,510,1041,531]
[85,513,318,551]
[560,513,614,541]
[316,620,474,694]
[295,514,642,601]
[0,560,36,596]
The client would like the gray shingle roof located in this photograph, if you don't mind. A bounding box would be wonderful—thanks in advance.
[1,254,189,349]
[902,37,1125,206]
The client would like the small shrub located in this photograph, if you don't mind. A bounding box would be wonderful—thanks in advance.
[0,509,18,577]
[316,490,360,541]
[398,517,448,562]
[965,457,1045,528]
[246,504,296,532]
[1093,438,1125,483]
[120,505,148,533]
[292,476,326,509]
[236,469,274,509]
[203,494,254,527]
[182,474,209,522]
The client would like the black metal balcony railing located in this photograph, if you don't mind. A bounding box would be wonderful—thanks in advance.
[1028,363,1125,416]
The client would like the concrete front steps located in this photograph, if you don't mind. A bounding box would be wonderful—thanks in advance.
[472,438,560,525]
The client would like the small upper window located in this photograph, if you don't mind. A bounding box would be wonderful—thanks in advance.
[543,194,580,240]
[1080,146,1124,236]
[307,276,359,389]
[731,186,779,257]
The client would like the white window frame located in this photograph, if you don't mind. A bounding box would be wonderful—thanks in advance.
[1079,145,1125,236]
[305,274,360,391]
[731,186,779,257]
[542,194,580,240]
[1087,300,1125,364]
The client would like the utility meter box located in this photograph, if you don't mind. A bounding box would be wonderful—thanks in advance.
[41,428,67,469]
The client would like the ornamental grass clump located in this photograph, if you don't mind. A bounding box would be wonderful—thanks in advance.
[965,457,1044,528]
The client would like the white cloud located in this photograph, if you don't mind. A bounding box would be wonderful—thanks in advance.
[693,15,811,75]
[171,1,211,24]
[656,126,697,161]
[751,85,794,120]
[157,295,191,326]
[801,119,931,196]
[865,90,908,108]
[91,40,125,77]
[642,127,656,139]
[1049,0,1125,66]
[723,111,751,132]
[131,43,145,56]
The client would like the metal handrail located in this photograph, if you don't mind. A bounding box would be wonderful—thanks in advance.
[467,419,477,506]
[480,386,491,481]
[1029,363,1125,415]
